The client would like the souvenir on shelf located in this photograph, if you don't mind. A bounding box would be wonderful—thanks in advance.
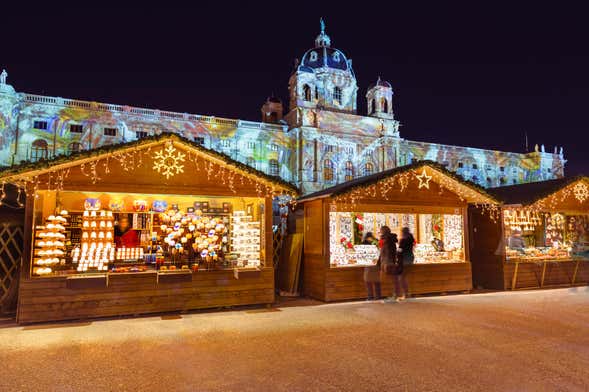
[230,211,261,268]
[33,211,69,276]
[71,207,115,272]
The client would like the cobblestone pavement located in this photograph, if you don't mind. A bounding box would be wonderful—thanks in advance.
[1,287,588,391]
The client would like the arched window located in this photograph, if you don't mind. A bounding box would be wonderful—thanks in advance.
[315,86,319,99]
[269,159,280,176]
[68,142,82,155]
[499,176,506,185]
[344,161,354,181]
[309,51,318,62]
[371,99,376,114]
[323,159,334,182]
[381,98,388,113]
[246,157,256,168]
[333,87,342,104]
[31,139,48,162]
[363,162,374,176]
[303,85,312,101]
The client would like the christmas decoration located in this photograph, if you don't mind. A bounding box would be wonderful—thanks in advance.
[152,142,186,179]
[573,182,589,203]
[416,168,432,189]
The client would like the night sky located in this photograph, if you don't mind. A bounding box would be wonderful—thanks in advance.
[3,4,588,175]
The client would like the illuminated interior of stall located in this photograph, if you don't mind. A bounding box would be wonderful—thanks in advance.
[329,211,465,267]
[32,190,265,276]
[503,209,589,262]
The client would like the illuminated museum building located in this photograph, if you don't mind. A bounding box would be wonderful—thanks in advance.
[0,24,565,194]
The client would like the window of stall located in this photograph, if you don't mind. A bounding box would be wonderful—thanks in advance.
[503,209,589,262]
[328,211,465,267]
[31,190,266,276]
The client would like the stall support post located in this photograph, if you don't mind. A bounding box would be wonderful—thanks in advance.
[511,261,519,290]
[17,193,35,323]
[540,262,548,287]
[571,260,580,284]
[264,196,273,268]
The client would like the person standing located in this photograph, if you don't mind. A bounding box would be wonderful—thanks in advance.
[362,232,381,300]
[395,227,414,301]
[378,226,398,302]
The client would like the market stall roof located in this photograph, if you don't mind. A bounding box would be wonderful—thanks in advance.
[297,160,499,204]
[488,176,589,207]
[0,133,299,196]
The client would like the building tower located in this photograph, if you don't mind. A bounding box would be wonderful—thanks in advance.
[366,77,394,119]
[288,18,358,113]
[260,95,284,123]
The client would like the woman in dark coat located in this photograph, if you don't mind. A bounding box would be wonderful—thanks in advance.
[394,227,414,301]
[378,226,398,302]
[362,232,381,300]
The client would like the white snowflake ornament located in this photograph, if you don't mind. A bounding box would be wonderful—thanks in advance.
[153,142,185,179]
[573,182,589,203]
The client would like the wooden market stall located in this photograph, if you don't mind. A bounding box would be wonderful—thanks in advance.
[470,176,589,290]
[0,133,297,324]
[296,161,499,301]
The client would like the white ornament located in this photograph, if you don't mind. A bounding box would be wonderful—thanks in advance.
[573,182,588,203]
[416,168,432,189]
[152,142,185,179]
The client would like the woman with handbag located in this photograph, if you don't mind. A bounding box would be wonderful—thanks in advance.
[377,226,398,303]
[394,227,414,301]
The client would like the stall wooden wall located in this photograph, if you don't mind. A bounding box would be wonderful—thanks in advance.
[503,261,589,290]
[468,206,506,290]
[18,268,274,324]
[302,198,473,302]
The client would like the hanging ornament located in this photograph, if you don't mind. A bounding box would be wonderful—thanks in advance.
[573,182,588,203]
[416,168,432,189]
[152,142,185,179]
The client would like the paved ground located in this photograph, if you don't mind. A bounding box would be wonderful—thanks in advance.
[1,288,588,392]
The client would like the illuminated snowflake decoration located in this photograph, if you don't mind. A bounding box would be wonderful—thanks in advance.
[573,182,589,203]
[152,142,185,179]
[416,168,432,189]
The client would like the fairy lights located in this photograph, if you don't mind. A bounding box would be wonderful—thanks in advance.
[152,142,186,179]
[0,138,298,206]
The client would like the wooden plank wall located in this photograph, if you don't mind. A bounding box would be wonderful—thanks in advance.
[468,206,506,290]
[322,263,472,302]
[503,261,589,290]
[17,268,274,324]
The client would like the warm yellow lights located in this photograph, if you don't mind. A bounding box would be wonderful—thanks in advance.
[152,142,186,179]
[416,168,432,189]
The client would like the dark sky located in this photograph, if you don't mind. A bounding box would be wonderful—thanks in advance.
[3,3,588,175]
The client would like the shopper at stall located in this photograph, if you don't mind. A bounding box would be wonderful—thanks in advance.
[115,214,140,248]
[377,226,399,302]
[362,232,381,300]
[394,227,414,301]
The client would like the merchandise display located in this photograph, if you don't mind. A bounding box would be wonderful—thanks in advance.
[32,211,69,276]
[31,191,265,277]
[504,210,589,262]
[329,211,465,266]
[230,211,261,268]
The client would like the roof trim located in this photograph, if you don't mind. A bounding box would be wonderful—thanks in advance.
[0,133,299,195]
[488,175,589,206]
[297,160,499,204]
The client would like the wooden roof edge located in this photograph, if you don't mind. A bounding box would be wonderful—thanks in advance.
[297,160,500,204]
[0,133,300,195]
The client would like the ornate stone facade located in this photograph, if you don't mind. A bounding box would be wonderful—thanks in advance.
[0,22,566,194]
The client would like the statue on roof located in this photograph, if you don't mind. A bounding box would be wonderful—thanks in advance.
[320,17,326,34]
[0,69,7,85]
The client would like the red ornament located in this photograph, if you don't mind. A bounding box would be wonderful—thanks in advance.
[347,242,354,249]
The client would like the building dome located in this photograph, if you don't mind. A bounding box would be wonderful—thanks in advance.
[299,47,351,72]
[368,77,392,90]
[296,18,354,76]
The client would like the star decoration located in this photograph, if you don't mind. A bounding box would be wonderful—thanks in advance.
[416,168,432,189]
[573,182,589,203]
[152,142,185,179]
